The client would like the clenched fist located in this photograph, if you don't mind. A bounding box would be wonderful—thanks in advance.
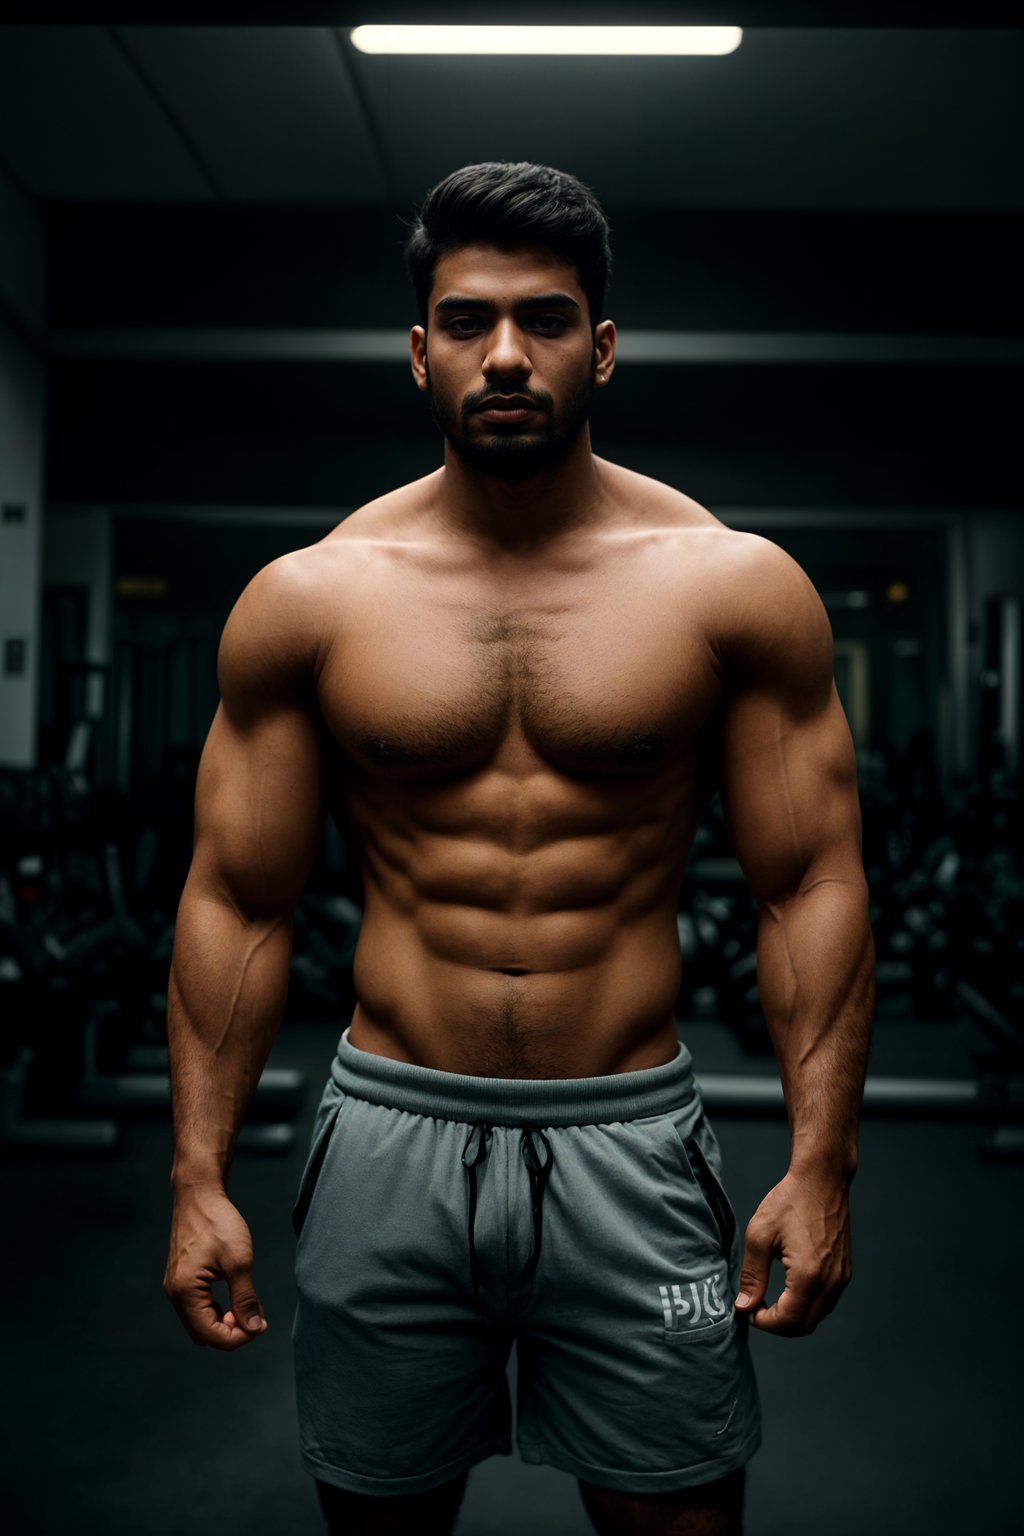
[734,1168,853,1337]
[164,1186,268,1350]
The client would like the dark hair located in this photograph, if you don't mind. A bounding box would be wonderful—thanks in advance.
[405,161,612,328]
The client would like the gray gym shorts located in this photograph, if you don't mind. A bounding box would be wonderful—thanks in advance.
[291,1027,762,1497]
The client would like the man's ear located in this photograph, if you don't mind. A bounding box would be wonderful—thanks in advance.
[594,319,616,387]
[410,325,429,391]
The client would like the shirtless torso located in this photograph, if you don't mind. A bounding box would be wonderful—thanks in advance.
[219,466,835,1083]
[165,237,873,1389]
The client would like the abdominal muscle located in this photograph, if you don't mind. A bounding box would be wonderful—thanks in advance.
[345,827,689,1080]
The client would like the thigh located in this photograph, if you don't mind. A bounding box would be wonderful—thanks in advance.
[293,1090,513,1491]
[579,1469,745,1536]
[516,1106,761,1490]
[316,1472,469,1536]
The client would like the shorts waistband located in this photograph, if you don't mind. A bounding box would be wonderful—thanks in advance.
[329,1026,697,1127]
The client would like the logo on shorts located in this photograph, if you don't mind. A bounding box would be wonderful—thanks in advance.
[659,1271,728,1332]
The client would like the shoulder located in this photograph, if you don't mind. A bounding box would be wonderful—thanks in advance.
[218,544,334,709]
[596,459,723,532]
[220,477,439,696]
[594,480,834,696]
[709,532,834,692]
[711,529,823,606]
[596,462,827,630]
[225,474,436,639]
[223,543,327,645]
[314,473,442,570]
[714,530,828,626]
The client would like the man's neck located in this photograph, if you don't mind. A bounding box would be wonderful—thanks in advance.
[435,431,609,554]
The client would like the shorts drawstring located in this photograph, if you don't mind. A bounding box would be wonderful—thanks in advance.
[460,1120,554,1305]
[460,1121,492,1305]
[518,1124,553,1287]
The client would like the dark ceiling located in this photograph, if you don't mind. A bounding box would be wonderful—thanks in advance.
[0,17,1019,513]
[1,24,1020,208]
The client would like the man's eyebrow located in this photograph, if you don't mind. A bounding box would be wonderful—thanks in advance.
[433,292,582,315]
[520,293,582,312]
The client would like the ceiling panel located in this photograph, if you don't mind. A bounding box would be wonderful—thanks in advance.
[350,28,1024,210]
[0,25,1019,209]
[116,27,388,202]
[5,5,1021,23]
[0,26,210,200]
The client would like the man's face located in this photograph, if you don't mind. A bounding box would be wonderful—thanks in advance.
[411,242,614,481]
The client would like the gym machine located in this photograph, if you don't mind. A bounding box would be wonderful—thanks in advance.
[677,772,1023,1160]
[0,748,313,1156]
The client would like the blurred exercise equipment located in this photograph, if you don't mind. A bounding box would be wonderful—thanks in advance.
[0,741,335,1155]
[676,748,1022,1153]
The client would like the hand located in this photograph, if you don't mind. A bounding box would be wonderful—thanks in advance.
[734,1169,852,1336]
[164,1186,268,1350]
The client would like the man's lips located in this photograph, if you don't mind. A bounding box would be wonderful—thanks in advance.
[474,397,542,422]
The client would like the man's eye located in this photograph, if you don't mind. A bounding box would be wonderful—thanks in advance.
[531,315,568,333]
[448,318,484,335]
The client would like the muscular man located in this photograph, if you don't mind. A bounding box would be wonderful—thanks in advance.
[164,163,874,1536]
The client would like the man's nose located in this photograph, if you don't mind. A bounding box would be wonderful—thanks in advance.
[482,320,532,380]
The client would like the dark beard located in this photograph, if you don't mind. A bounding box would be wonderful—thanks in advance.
[425,359,595,482]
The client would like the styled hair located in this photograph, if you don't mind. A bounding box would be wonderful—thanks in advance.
[404,161,612,327]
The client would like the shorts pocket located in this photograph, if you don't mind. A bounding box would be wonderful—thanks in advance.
[672,1120,737,1261]
[659,1270,734,1344]
[662,1314,734,1345]
[291,1091,347,1238]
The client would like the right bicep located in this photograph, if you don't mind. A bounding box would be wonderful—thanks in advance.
[188,561,326,918]
[190,702,325,918]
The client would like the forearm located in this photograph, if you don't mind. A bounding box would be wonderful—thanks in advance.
[756,873,875,1181]
[168,876,293,1192]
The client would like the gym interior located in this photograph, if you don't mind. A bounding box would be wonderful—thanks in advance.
[1,10,1021,1535]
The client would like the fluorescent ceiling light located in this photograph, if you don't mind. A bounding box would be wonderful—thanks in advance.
[349,26,742,57]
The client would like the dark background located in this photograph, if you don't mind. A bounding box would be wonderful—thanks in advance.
[0,10,1021,1535]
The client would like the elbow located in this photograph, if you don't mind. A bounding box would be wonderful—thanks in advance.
[756,862,869,921]
[183,855,301,929]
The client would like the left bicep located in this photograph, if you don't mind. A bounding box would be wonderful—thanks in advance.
[715,544,863,903]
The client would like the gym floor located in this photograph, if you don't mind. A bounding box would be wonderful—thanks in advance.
[3,1016,1021,1536]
